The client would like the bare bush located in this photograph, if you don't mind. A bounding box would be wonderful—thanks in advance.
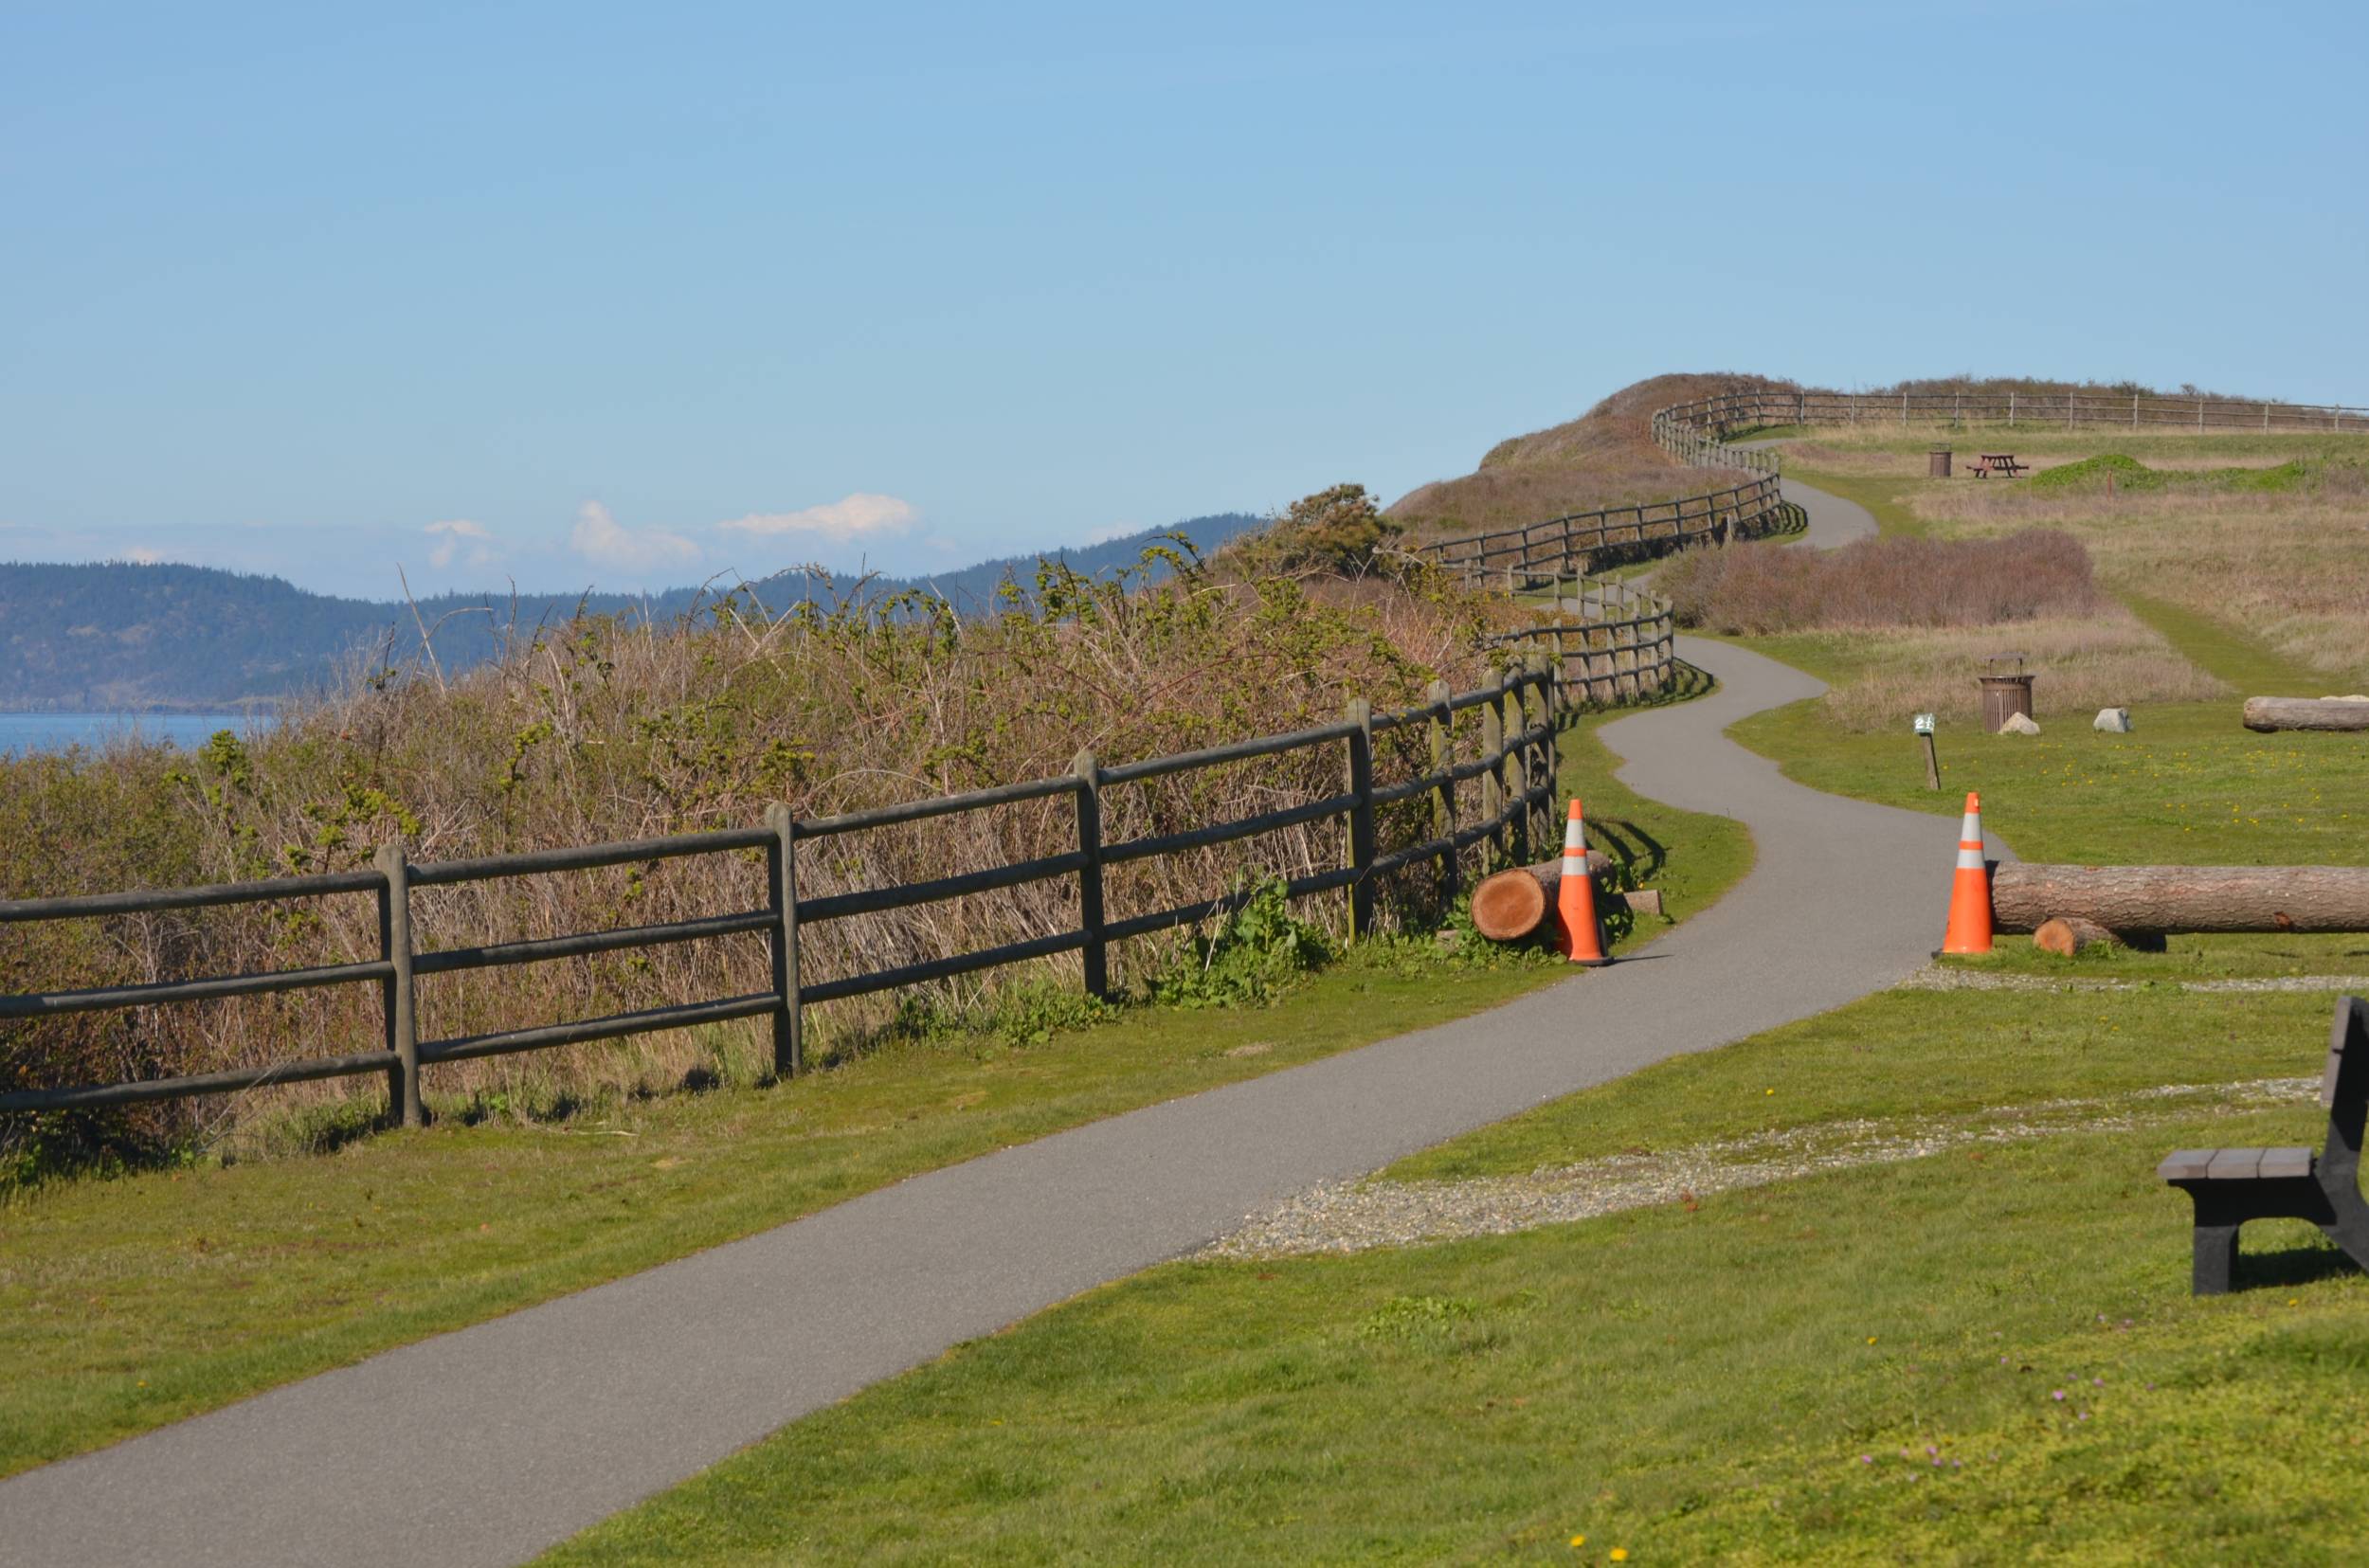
[1660,530,2104,635]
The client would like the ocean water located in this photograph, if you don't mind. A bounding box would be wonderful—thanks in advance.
[0,712,274,757]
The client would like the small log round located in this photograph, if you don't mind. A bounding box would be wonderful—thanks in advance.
[1470,853,1617,942]
[1471,869,1546,941]
[2033,916,2120,957]
[2242,696,2369,733]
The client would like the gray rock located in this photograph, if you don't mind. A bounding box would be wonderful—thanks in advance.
[2093,707,2131,733]
[1998,712,2041,736]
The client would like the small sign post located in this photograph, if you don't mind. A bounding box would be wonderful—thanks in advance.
[1913,712,1940,790]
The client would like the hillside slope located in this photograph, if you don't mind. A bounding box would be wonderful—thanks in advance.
[0,514,1261,709]
[1387,371,1795,535]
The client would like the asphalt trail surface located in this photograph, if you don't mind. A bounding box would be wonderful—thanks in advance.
[1,478,1967,1568]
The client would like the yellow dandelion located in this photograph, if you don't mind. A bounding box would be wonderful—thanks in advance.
[1570,1536,1586,1548]
[1611,1551,1630,1563]
[1866,1335,1878,1344]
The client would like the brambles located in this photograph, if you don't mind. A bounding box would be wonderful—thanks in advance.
[1660,530,2103,636]
[0,528,1556,1178]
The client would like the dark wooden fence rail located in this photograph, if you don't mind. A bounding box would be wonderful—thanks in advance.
[1656,387,2369,441]
[1,655,1575,1120]
[1414,470,1784,590]
[1490,575,1677,706]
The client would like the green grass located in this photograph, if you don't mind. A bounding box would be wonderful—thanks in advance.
[513,571,2369,1562]
[537,985,2369,1566]
[2118,594,2333,694]
[1723,688,2369,977]
[0,700,1753,1479]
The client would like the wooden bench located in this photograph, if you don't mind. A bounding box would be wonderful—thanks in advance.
[2159,995,2369,1294]
[1968,453,2028,478]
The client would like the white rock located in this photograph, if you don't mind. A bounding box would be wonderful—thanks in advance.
[2093,707,2131,733]
[1998,712,2042,736]
[2320,694,2369,703]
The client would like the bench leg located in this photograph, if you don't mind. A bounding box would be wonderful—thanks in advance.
[2192,1222,2240,1296]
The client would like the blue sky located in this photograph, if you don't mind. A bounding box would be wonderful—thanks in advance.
[4,1,2362,599]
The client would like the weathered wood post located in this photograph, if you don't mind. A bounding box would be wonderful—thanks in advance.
[1478,686,1505,874]
[1344,697,1376,940]
[1427,677,1456,905]
[763,802,804,1078]
[1072,750,1108,997]
[373,841,423,1127]
[1496,668,1526,866]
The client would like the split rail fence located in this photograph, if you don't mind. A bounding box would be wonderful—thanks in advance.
[2,657,1575,1121]
[1656,387,2369,441]
[1416,472,1788,590]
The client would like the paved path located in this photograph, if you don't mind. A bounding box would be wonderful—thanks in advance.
[0,481,1970,1568]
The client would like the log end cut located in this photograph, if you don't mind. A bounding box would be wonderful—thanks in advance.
[1471,868,1548,941]
[2033,916,2119,957]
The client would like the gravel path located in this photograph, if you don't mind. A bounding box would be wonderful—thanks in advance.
[1200,1076,2318,1260]
[0,479,1964,1568]
[1900,964,2369,995]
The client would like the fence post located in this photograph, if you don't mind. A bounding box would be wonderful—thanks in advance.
[1426,677,1456,905]
[1072,750,1108,998]
[373,841,423,1127]
[1478,687,1504,874]
[763,802,804,1078]
[1344,698,1376,940]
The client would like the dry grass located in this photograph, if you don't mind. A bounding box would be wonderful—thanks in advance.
[1387,371,1796,537]
[1806,616,2228,731]
[0,553,1563,1166]
[1772,427,2369,686]
[1660,529,2105,635]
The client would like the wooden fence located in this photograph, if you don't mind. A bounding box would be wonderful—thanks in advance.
[1,656,1577,1120]
[1492,576,1678,706]
[1656,387,2369,442]
[1416,471,1787,589]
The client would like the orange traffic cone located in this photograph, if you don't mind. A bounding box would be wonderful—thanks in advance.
[1940,790,1994,955]
[1559,799,1611,966]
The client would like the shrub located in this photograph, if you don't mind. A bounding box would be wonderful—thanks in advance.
[1660,530,2103,636]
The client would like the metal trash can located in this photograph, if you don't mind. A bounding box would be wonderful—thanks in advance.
[1928,445,1953,478]
[1979,652,2034,732]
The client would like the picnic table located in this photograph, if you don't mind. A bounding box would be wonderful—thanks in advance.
[1967,453,2028,478]
[2159,995,2369,1294]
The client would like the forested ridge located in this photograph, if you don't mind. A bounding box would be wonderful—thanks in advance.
[0,513,1260,709]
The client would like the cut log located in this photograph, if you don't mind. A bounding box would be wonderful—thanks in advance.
[1993,863,2369,936]
[2242,696,2369,733]
[2033,916,2120,956]
[1471,854,1649,942]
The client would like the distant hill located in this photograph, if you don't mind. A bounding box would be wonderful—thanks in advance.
[0,513,1262,710]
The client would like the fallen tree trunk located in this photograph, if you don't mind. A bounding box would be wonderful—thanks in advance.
[2243,697,2369,732]
[1993,863,2369,936]
[1471,855,1662,942]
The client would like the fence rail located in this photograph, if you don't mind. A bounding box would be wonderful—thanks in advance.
[1656,387,2369,441]
[1491,576,1678,706]
[1415,472,1788,589]
[2,655,1585,1120]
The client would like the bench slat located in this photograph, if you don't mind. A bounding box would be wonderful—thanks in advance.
[2207,1148,2267,1181]
[2158,1148,2217,1181]
[2260,1146,2316,1179]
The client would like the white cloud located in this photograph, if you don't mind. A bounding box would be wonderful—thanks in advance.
[1079,520,1145,546]
[569,502,701,573]
[717,492,918,542]
[424,517,497,569]
[122,546,171,565]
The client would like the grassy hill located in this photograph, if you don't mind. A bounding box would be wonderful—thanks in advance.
[1386,370,1796,536]
[0,513,1262,710]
